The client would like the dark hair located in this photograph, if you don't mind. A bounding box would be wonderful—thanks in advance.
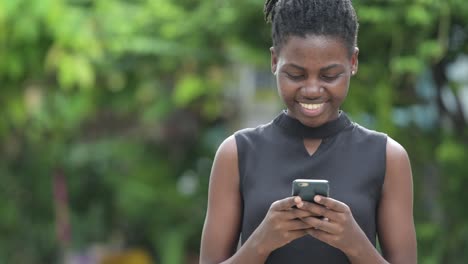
[264,0,359,56]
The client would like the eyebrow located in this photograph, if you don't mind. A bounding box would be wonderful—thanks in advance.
[285,63,344,71]
[320,63,344,71]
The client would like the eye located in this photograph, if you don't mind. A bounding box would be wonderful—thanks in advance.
[321,73,342,82]
[285,72,305,81]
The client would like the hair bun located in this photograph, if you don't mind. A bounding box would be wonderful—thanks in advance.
[264,0,280,23]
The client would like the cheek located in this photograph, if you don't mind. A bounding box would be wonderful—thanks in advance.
[277,78,297,95]
[276,78,291,99]
[277,86,290,103]
[331,81,349,103]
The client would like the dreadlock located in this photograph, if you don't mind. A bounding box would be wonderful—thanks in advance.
[264,0,359,56]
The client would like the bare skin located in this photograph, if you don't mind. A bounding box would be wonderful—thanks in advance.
[200,35,417,263]
[303,138,322,156]
[271,36,358,128]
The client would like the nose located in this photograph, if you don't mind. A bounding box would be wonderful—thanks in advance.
[300,81,323,98]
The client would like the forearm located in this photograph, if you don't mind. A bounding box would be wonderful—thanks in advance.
[219,236,270,264]
[345,238,388,264]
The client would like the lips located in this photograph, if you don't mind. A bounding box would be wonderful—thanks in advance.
[297,101,327,117]
[299,102,324,110]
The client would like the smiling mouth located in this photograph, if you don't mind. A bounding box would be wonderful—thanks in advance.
[299,102,324,110]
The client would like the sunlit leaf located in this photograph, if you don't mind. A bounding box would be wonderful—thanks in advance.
[173,74,206,106]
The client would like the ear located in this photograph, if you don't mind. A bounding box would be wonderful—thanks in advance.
[351,47,359,75]
[270,47,278,75]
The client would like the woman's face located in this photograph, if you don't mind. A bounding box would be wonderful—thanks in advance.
[271,35,358,128]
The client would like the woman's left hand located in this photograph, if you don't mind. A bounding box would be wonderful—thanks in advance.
[297,195,368,257]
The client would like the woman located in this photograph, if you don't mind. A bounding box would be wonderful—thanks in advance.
[200,0,417,263]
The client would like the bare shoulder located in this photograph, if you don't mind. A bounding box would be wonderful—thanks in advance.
[386,136,410,163]
[210,135,239,184]
[215,135,238,163]
[383,136,413,194]
[378,136,417,263]
[200,134,242,263]
[385,136,412,180]
[209,134,240,196]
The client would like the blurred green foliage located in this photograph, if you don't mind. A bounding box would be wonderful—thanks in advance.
[0,0,467,263]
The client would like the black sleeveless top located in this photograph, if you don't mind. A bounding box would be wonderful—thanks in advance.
[235,111,387,263]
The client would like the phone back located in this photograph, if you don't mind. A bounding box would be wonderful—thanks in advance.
[292,179,329,203]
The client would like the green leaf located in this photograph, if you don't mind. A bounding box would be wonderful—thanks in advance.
[357,6,393,23]
[173,75,206,107]
[419,40,444,59]
[57,53,95,90]
[406,5,432,26]
[390,56,425,75]
[436,140,466,164]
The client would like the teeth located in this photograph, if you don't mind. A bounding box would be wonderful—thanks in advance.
[300,103,323,110]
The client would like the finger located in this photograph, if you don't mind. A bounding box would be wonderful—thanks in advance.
[306,228,334,245]
[284,229,308,243]
[298,201,336,220]
[287,219,313,231]
[300,216,337,234]
[271,196,303,211]
[314,196,349,213]
[283,208,320,220]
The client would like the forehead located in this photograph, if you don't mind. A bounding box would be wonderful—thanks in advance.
[278,35,350,67]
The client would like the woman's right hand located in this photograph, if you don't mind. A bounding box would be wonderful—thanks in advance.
[249,196,315,255]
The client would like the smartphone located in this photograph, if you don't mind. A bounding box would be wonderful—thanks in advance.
[292,179,329,203]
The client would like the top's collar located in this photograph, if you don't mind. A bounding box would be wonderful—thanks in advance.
[273,110,352,138]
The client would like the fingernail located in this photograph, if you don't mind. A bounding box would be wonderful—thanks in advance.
[297,202,304,208]
[314,195,321,202]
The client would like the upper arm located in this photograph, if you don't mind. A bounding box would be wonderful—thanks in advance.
[200,135,242,264]
[378,137,417,264]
